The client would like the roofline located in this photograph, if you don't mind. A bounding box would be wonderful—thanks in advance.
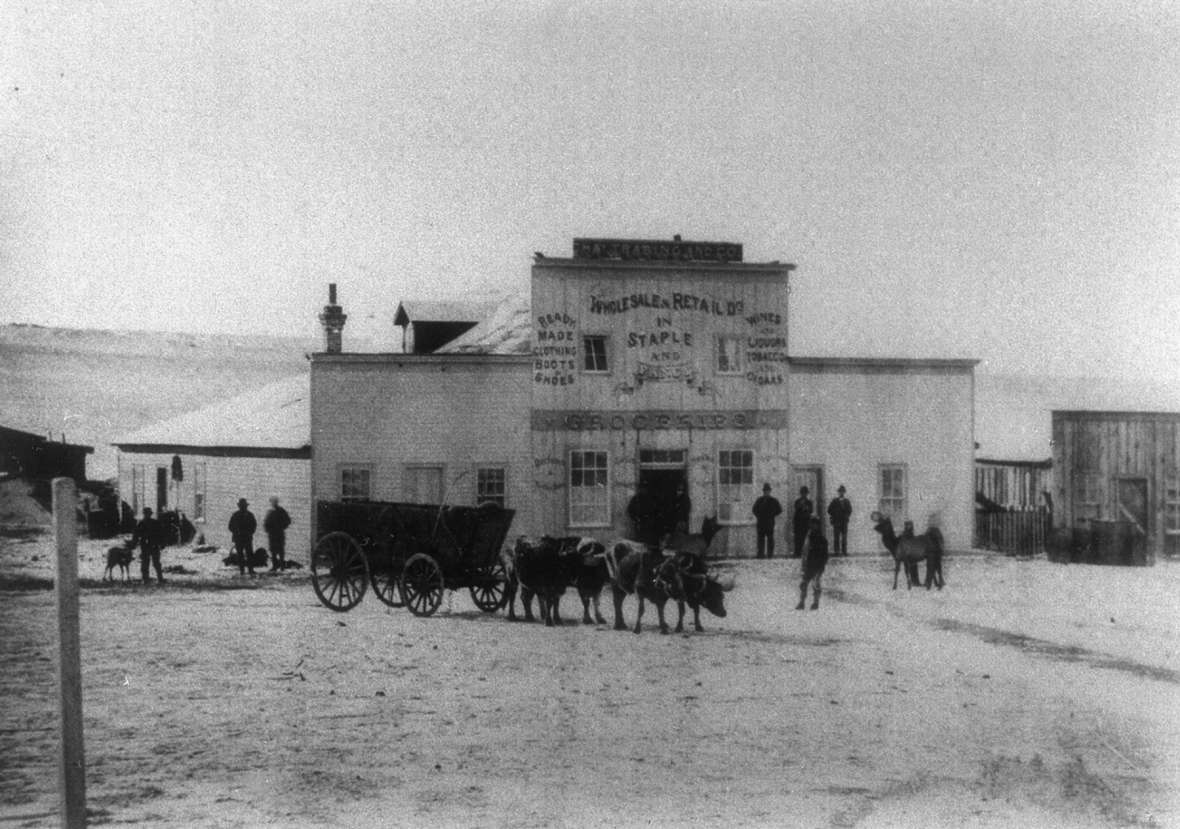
[532,258,794,275]
[1052,409,1180,419]
[309,352,533,365]
[975,457,1053,468]
[113,444,311,459]
[789,356,979,369]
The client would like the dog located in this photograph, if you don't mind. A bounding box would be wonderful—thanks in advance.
[104,542,136,582]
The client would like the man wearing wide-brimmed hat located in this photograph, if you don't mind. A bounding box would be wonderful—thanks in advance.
[827,485,852,556]
[228,497,258,575]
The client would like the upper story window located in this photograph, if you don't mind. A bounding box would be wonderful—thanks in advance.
[404,465,444,504]
[716,335,744,375]
[583,335,609,373]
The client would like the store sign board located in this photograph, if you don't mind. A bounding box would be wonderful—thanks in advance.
[572,238,742,263]
[531,409,787,432]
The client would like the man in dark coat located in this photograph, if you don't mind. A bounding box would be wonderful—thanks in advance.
[264,496,292,572]
[827,485,852,556]
[667,483,692,536]
[796,516,829,610]
[132,507,165,585]
[228,498,258,575]
[751,483,783,559]
[626,483,662,548]
[791,486,813,558]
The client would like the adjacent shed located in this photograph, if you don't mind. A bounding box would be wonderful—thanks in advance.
[1051,410,1180,560]
[0,424,93,482]
[112,375,311,557]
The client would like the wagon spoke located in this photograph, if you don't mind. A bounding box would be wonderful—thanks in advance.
[311,532,368,612]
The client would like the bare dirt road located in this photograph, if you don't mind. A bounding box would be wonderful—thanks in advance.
[2,539,1178,828]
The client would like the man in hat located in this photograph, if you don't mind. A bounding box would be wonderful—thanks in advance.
[264,496,292,572]
[796,516,829,610]
[751,483,783,559]
[827,485,852,556]
[228,498,258,575]
[131,507,165,585]
[791,486,813,558]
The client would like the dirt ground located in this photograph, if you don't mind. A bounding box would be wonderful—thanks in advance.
[2,532,1179,828]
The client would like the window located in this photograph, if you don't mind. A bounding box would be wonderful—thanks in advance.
[477,466,506,508]
[716,335,743,375]
[340,466,372,501]
[405,466,444,504]
[717,449,754,523]
[583,335,609,372]
[878,465,907,518]
[192,463,207,522]
[1076,473,1102,521]
[569,451,609,526]
[1166,478,1180,534]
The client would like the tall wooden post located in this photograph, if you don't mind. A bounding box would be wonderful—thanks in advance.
[54,477,86,828]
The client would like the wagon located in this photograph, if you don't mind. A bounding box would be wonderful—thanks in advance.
[310,499,516,616]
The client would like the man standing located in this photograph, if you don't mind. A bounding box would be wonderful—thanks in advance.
[827,485,852,556]
[796,516,829,610]
[667,483,692,536]
[751,483,783,559]
[132,507,165,585]
[627,483,662,548]
[228,498,258,575]
[264,496,292,572]
[791,486,813,558]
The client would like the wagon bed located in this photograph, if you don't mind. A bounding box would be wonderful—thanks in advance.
[311,499,516,616]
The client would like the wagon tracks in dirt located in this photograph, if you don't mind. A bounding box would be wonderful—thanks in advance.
[827,587,1180,686]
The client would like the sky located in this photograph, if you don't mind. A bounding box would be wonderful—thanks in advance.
[2,1,1178,383]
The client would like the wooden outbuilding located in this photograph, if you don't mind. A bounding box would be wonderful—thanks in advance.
[1051,409,1180,561]
[0,424,93,482]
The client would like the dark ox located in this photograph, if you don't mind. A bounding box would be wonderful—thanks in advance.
[871,512,945,590]
[604,540,733,635]
[502,536,607,626]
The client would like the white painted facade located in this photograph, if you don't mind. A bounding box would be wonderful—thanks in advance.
[308,239,977,555]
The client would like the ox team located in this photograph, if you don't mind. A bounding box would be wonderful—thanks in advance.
[504,480,859,631]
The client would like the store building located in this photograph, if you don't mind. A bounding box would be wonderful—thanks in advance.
[309,238,977,555]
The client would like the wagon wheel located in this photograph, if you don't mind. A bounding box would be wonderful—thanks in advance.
[400,553,445,617]
[469,559,509,612]
[370,564,405,608]
[311,532,369,612]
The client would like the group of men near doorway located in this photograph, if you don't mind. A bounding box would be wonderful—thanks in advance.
[753,483,852,560]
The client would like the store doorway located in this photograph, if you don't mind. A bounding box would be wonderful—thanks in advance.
[638,449,688,536]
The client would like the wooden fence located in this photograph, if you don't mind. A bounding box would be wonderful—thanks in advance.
[974,510,1051,556]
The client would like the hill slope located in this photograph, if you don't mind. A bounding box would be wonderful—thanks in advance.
[0,325,315,478]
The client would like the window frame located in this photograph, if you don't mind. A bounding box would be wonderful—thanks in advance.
[1165,478,1180,535]
[192,462,207,522]
[716,448,755,525]
[878,463,907,520]
[476,465,507,508]
[1076,472,1102,522]
[568,450,610,528]
[404,464,445,505]
[339,464,373,502]
[715,334,744,376]
[582,333,610,374]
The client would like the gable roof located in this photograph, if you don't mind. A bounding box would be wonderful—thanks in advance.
[112,374,309,452]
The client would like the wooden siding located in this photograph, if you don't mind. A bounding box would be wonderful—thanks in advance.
[310,355,536,543]
[1052,410,1180,559]
[975,460,1053,510]
[116,450,311,559]
[528,259,792,549]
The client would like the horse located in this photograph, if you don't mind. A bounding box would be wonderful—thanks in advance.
[870,512,945,590]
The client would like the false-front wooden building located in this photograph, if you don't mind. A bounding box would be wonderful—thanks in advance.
[1052,409,1180,560]
[309,238,977,556]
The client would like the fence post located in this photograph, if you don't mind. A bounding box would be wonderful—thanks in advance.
[54,477,86,828]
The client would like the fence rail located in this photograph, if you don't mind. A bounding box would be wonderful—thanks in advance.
[974,510,1050,556]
